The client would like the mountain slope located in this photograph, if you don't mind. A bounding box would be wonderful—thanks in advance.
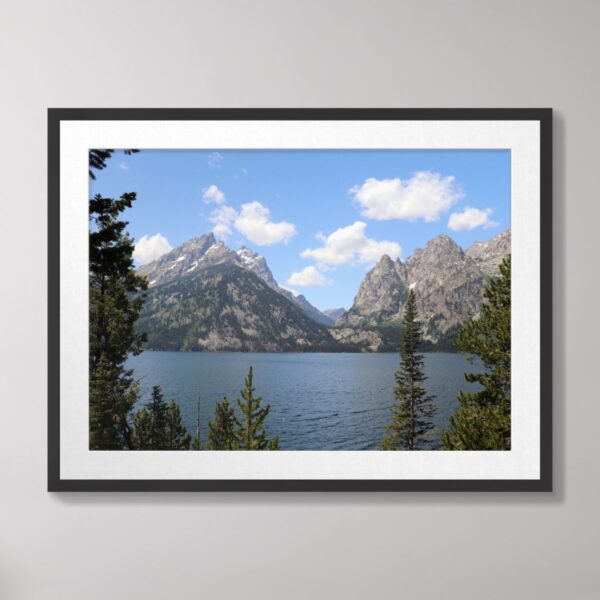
[342,254,409,326]
[466,229,511,277]
[137,262,341,352]
[323,308,347,323]
[406,235,485,340]
[135,229,509,352]
[235,246,333,325]
[337,229,510,345]
[137,233,234,286]
[138,235,331,326]
[235,246,279,288]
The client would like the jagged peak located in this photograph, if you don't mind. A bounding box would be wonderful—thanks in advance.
[174,231,217,252]
[468,227,511,250]
[376,254,395,267]
[183,231,215,245]
[406,234,463,263]
[236,245,266,262]
[426,233,460,249]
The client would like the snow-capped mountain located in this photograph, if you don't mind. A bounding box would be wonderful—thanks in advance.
[136,233,336,350]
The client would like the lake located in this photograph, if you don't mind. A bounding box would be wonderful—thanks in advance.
[126,352,482,450]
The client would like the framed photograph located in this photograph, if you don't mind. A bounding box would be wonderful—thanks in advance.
[48,108,552,491]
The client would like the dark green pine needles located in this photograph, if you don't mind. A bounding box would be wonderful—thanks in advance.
[235,367,280,450]
[381,289,436,450]
[89,150,192,451]
[165,401,192,450]
[442,256,511,450]
[207,397,237,450]
[89,191,148,450]
[205,367,280,450]
[133,385,192,450]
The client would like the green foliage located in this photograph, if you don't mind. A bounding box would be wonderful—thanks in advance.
[204,370,280,450]
[165,401,192,450]
[133,386,191,450]
[89,358,139,449]
[136,264,342,352]
[89,193,148,366]
[89,191,148,450]
[442,257,511,450]
[132,408,152,450]
[235,367,280,450]
[380,289,435,450]
[146,385,169,448]
[207,397,238,450]
[89,149,191,451]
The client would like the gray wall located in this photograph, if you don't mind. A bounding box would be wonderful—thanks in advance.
[1,1,597,598]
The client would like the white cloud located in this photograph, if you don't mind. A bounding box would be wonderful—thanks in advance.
[447,207,499,231]
[234,201,297,246]
[134,233,172,265]
[350,172,462,222]
[207,152,223,168]
[202,184,226,205]
[209,205,237,239]
[206,197,295,246]
[300,221,401,267]
[286,266,328,287]
[118,162,130,172]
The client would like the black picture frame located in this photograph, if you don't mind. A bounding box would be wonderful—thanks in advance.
[48,108,552,492]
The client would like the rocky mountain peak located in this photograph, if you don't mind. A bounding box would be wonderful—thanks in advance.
[431,233,456,245]
[466,228,511,277]
[410,234,462,262]
[378,254,395,268]
[177,232,217,256]
[137,227,510,352]
[342,253,409,326]
[137,232,332,326]
[406,234,466,279]
[339,230,508,343]
[231,245,332,325]
[234,246,278,289]
[138,232,235,287]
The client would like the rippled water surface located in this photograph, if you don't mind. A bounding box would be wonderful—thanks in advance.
[126,352,482,450]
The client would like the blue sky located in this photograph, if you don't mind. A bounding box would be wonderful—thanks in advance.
[90,149,510,311]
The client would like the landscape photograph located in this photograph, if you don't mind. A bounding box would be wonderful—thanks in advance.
[89,147,511,452]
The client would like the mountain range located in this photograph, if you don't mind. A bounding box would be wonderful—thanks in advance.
[136,229,510,352]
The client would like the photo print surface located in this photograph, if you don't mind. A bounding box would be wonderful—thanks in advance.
[89,148,511,452]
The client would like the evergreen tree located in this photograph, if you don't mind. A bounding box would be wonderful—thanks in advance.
[90,357,140,449]
[442,257,511,450]
[132,408,152,450]
[89,192,147,449]
[146,385,169,449]
[165,401,192,450]
[380,289,436,450]
[235,367,280,450]
[133,388,191,450]
[207,397,238,450]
